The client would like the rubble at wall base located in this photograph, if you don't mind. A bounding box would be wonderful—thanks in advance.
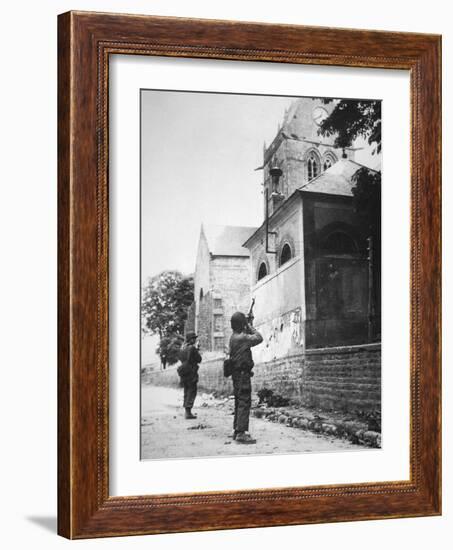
[144,342,381,415]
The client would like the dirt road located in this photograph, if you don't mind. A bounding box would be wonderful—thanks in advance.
[141,385,360,460]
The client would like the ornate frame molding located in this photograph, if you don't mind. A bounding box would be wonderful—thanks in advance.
[58,11,441,538]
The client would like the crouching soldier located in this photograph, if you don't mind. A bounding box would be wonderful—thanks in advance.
[177,332,202,419]
[229,312,263,444]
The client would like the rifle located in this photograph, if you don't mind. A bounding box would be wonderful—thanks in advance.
[247,298,256,325]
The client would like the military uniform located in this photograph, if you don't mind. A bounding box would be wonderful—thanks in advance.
[178,334,202,418]
[229,324,263,436]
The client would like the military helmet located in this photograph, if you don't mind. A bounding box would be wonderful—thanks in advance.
[230,311,247,331]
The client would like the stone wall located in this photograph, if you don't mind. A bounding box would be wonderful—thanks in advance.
[210,256,252,343]
[145,343,381,413]
[302,194,374,348]
[197,291,213,351]
[144,355,233,395]
[302,344,381,411]
[191,226,252,353]
[262,98,343,213]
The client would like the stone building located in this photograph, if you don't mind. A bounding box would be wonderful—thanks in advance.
[243,97,380,361]
[258,97,360,221]
[185,224,257,355]
[182,97,381,411]
[245,158,379,362]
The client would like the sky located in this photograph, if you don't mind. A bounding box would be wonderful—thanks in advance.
[141,91,294,282]
[141,90,378,283]
[140,90,379,365]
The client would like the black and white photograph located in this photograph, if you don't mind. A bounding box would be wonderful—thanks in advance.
[2,0,447,545]
[140,90,382,460]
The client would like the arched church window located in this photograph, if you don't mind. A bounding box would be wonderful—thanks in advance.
[322,231,357,255]
[307,153,319,181]
[257,262,268,281]
[323,153,337,172]
[280,243,292,266]
[323,158,332,171]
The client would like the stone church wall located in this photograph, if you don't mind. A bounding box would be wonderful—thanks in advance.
[145,343,381,414]
[252,258,304,363]
[209,256,252,349]
[190,255,251,353]
[303,195,371,348]
[196,291,213,351]
[193,229,211,317]
[248,200,305,362]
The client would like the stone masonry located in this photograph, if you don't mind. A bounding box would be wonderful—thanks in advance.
[145,343,381,414]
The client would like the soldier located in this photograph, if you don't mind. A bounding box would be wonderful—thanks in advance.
[229,311,263,444]
[177,332,202,419]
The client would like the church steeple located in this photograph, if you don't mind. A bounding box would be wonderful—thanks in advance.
[261,98,343,217]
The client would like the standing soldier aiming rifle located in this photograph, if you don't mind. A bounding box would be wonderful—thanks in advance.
[177,332,202,419]
[228,300,263,444]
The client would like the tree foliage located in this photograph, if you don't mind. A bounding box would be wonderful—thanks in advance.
[351,167,381,243]
[141,270,194,339]
[319,99,381,154]
[156,334,185,366]
[318,97,382,241]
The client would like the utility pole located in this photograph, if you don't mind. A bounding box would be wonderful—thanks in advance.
[367,236,375,342]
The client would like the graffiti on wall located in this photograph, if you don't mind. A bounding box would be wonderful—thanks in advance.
[253,307,303,363]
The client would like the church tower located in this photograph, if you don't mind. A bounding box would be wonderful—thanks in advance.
[262,98,356,216]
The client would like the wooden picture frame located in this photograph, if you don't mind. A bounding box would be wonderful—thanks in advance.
[58,11,441,539]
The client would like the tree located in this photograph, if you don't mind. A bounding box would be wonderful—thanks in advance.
[156,334,185,367]
[318,99,381,154]
[141,270,194,339]
[318,98,381,244]
[351,167,381,241]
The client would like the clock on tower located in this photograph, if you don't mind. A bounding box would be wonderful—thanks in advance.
[312,106,328,126]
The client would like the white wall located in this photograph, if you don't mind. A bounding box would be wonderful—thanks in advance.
[0,1,450,549]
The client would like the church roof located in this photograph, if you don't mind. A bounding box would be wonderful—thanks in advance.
[243,158,380,250]
[281,97,337,142]
[202,224,258,257]
[298,158,379,197]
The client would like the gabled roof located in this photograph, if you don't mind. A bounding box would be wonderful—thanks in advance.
[299,158,379,197]
[202,224,258,257]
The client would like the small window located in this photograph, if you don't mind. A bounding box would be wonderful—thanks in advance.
[214,336,224,351]
[213,314,223,332]
[280,243,292,266]
[307,153,319,181]
[257,262,268,281]
[213,298,222,309]
[199,288,204,301]
[323,158,332,171]
[323,154,337,171]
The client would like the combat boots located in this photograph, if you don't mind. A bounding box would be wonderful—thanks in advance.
[184,408,197,419]
[235,432,256,444]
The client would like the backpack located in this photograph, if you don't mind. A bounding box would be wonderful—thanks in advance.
[177,363,190,379]
[223,358,234,378]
